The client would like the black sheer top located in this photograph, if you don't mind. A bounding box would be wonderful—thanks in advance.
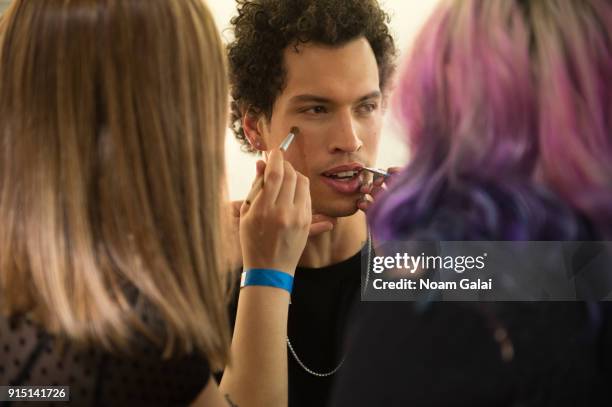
[0,305,210,406]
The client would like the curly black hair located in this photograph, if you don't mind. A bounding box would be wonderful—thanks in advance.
[227,0,397,152]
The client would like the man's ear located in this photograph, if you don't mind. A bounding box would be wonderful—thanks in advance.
[242,108,268,151]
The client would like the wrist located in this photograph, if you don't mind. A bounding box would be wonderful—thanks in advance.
[242,260,296,277]
[240,268,294,294]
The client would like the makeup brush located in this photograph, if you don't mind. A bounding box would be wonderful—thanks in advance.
[279,127,298,152]
[361,166,390,178]
[245,127,299,205]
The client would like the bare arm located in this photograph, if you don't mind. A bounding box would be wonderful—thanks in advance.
[218,286,290,406]
[192,149,310,407]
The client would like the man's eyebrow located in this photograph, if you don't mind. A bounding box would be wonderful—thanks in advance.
[288,91,382,105]
[357,91,382,102]
[288,94,332,104]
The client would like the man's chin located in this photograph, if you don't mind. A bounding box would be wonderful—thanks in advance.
[313,198,360,218]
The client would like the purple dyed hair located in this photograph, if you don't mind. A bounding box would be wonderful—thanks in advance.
[370,0,612,241]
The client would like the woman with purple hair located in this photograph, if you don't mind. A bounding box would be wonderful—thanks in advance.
[332,1,612,405]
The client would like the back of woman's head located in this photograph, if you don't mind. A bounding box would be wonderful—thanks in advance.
[0,0,230,367]
[371,0,612,241]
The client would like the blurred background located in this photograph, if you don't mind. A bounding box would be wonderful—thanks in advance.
[0,0,440,200]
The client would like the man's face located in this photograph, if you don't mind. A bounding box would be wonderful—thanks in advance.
[259,37,383,218]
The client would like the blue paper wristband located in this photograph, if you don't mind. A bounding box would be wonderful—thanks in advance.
[240,268,294,294]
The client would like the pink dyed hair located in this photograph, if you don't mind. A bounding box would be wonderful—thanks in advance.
[371,0,612,239]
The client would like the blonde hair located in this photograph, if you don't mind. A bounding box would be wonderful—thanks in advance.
[0,0,231,368]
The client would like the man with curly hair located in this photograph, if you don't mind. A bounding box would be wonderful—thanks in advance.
[227,1,397,405]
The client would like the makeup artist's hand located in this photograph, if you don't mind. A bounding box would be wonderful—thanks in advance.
[239,148,311,275]
[232,160,335,258]
[227,161,268,270]
[227,200,244,271]
[229,207,334,269]
[357,167,402,212]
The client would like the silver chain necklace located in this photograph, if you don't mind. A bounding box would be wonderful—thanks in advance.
[286,232,372,377]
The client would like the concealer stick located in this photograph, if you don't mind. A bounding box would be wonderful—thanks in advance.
[244,127,299,205]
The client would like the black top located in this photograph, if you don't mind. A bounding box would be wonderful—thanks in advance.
[287,250,362,407]
[331,193,612,406]
[0,303,210,406]
[331,301,612,406]
[226,248,362,407]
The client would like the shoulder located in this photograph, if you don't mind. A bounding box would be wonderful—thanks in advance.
[0,311,211,406]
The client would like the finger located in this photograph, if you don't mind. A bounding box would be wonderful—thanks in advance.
[360,182,373,195]
[304,177,312,220]
[387,166,402,175]
[298,173,313,230]
[243,176,264,209]
[262,148,284,204]
[309,221,334,237]
[256,160,266,177]
[304,182,313,228]
[311,213,337,227]
[357,195,373,212]
[294,173,311,207]
[357,200,370,212]
[276,161,297,205]
[370,182,387,198]
[240,200,249,216]
[232,200,243,217]
[243,160,266,207]
[240,197,252,216]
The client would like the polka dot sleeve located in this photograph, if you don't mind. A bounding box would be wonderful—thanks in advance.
[0,312,211,406]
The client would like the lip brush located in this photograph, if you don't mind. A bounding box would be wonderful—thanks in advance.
[361,166,390,178]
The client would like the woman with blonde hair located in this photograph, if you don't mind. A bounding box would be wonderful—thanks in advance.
[0,0,309,406]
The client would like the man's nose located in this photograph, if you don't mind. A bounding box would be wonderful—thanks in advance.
[328,110,363,153]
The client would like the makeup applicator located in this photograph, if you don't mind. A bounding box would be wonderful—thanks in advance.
[361,166,390,179]
[245,127,299,205]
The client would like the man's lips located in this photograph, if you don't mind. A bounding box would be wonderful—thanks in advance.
[319,163,366,195]
[320,175,362,194]
[320,163,364,177]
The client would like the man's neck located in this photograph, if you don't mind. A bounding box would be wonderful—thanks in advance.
[298,211,367,269]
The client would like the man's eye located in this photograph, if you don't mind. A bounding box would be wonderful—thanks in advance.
[357,103,378,114]
[303,106,328,114]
